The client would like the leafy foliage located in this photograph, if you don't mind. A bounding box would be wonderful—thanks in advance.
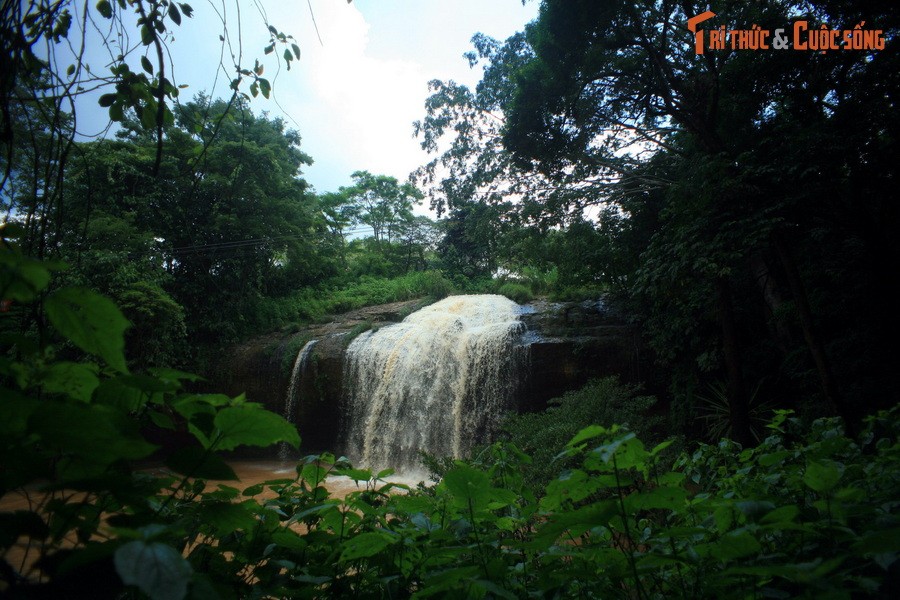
[496,281,533,304]
[3,237,898,597]
[503,377,662,486]
[418,0,900,439]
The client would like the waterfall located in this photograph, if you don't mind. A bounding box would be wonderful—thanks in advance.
[280,339,317,461]
[342,294,526,475]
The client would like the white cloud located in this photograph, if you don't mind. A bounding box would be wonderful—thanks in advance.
[155,0,538,194]
[272,1,427,193]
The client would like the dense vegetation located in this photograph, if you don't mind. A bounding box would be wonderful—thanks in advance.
[2,0,899,597]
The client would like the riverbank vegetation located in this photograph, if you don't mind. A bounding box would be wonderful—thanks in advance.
[2,0,899,596]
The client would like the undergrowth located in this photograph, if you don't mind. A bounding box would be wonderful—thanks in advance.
[3,231,899,598]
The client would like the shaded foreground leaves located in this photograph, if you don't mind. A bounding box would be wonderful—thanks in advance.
[2,229,899,598]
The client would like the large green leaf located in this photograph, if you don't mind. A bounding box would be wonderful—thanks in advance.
[114,540,193,600]
[0,254,51,301]
[213,404,300,451]
[41,362,100,402]
[339,531,393,562]
[625,486,689,512]
[442,463,491,511]
[0,389,39,436]
[45,287,130,373]
[201,502,257,535]
[803,460,844,493]
[164,446,237,480]
[31,402,156,463]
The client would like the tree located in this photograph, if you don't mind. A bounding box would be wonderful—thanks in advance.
[338,171,422,244]
[418,0,900,439]
[500,0,900,435]
[1,0,304,262]
[55,95,335,351]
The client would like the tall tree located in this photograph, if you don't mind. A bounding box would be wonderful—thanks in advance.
[339,171,422,244]
[418,0,900,439]
[59,96,332,350]
[500,0,899,431]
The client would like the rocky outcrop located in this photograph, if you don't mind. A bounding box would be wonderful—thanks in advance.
[211,295,657,454]
[518,298,652,412]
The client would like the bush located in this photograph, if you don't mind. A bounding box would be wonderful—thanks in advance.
[497,281,534,304]
[418,270,453,299]
[503,377,662,485]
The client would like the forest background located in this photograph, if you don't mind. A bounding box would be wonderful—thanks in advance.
[1,0,899,597]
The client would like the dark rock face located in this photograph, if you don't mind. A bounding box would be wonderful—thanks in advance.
[518,298,656,412]
[210,296,656,455]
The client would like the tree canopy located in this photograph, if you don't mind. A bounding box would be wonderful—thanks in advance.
[416,0,900,440]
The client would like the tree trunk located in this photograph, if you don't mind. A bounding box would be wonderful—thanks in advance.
[749,252,792,355]
[716,277,752,446]
[772,232,843,420]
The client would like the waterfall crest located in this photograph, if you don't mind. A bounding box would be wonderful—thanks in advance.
[342,294,525,474]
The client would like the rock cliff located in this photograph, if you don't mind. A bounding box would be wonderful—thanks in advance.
[211,295,656,454]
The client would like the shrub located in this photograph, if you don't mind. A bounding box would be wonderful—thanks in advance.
[503,377,662,485]
[497,281,534,304]
[418,270,453,299]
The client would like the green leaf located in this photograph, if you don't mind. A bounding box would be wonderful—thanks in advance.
[148,409,174,430]
[853,527,900,554]
[567,425,607,447]
[213,404,300,451]
[532,500,618,549]
[141,101,158,129]
[336,467,371,482]
[758,450,792,467]
[272,529,307,551]
[114,540,192,600]
[41,362,100,402]
[714,529,762,560]
[1,255,51,301]
[45,287,130,373]
[626,486,688,512]
[31,402,156,464]
[202,502,256,535]
[442,463,491,511]
[66,64,75,76]
[650,440,673,456]
[291,43,300,60]
[141,55,153,75]
[803,460,844,493]
[340,531,392,561]
[164,446,238,480]
[148,367,203,384]
[0,390,38,437]
[760,505,800,525]
[258,77,271,98]
[167,2,181,25]
[179,3,193,18]
[140,25,153,45]
[93,377,145,412]
[96,0,113,19]
[98,93,117,107]
[109,102,124,122]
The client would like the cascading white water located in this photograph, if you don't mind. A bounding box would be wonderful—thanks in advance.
[342,294,526,475]
[279,339,317,461]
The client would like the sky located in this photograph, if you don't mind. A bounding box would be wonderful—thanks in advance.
[75,0,539,196]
